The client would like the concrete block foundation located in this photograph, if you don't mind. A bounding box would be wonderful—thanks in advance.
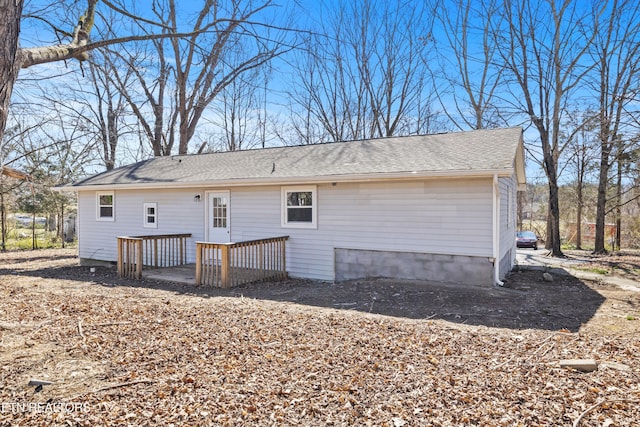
[79,258,116,268]
[335,248,494,287]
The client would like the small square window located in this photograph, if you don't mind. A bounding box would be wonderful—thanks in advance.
[96,191,115,221]
[281,186,317,229]
[144,203,158,228]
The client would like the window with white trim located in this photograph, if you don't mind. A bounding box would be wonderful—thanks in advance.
[96,191,115,221]
[143,202,158,228]
[281,186,317,229]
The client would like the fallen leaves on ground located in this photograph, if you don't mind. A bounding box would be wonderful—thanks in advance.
[0,250,638,426]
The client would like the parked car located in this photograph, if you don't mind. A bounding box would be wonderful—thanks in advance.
[516,231,538,249]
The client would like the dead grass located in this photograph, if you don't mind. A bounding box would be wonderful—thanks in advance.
[0,249,639,426]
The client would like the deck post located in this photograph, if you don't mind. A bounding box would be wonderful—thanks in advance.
[117,237,123,277]
[195,242,202,285]
[180,237,185,265]
[259,242,264,278]
[221,244,230,288]
[281,238,287,279]
[135,239,143,279]
[153,239,158,267]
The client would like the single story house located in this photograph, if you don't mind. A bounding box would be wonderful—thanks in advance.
[62,127,526,287]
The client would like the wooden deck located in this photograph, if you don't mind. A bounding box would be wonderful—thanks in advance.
[143,263,286,286]
[196,236,288,288]
[117,234,288,288]
[143,264,197,284]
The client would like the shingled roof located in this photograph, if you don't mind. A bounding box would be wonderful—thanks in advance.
[67,127,525,190]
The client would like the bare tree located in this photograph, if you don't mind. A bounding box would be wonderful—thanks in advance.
[102,40,177,158]
[1,0,156,151]
[589,0,640,252]
[430,0,508,130]
[287,30,358,143]
[0,0,26,145]
[37,52,134,171]
[2,104,91,248]
[151,0,291,154]
[1,0,293,158]
[566,113,599,249]
[85,53,134,170]
[288,0,438,143]
[95,0,292,156]
[98,5,180,158]
[20,121,90,246]
[0,120,31,250]
[494,0,597,256]
[205,67,270,152]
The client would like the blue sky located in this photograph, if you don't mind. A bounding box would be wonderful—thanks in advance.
[14,0,620,184]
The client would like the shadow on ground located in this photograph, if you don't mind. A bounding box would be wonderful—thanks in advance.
[1,257,607,332]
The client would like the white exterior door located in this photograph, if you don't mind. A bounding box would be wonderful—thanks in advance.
[207,191,230,242]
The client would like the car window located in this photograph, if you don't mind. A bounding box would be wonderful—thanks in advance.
[518,231,536,238]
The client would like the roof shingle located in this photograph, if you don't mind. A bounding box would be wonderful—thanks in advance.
[70,127,523,188]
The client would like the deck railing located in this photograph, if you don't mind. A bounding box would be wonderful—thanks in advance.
[196,236,289,288]
[117,233,192,279]
[117,237,143,279]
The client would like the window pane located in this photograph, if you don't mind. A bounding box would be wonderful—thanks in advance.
[288,207,312,222]
[287,192,312,206]
[100,207,113,217]
[147,216,155,224]
[212,197,227,228]
[99,195,113,205]
[146,207,155,215]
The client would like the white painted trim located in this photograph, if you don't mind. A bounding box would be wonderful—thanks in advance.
[143,202,158,228]
[96,191,115,222]
[205,190,230,242]
[59,168,517,192]
[281,185,317,229]
[493,174,504,286]
[507,190,512,228]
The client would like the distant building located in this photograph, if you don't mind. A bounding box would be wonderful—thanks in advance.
[566,222,617,246]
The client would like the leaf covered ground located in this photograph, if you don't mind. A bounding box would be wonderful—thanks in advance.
[0,249,639,426]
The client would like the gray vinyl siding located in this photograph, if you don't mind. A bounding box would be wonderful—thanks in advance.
[229,179,493,281]
[77,188,206,263]
[498,175,517,278]
[78,178,494,282]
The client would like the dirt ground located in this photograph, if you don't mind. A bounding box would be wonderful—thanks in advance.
[1,249,639,425]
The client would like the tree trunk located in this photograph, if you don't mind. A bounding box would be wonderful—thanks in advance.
[615,156,622,251]
[0,0,24,145]
[542,141,563,256]
[60,202,65,249]
[106,105,118,170]
[31,210,36,250]
[0,189,6,251]
[517,190,524,231]
[547,178,562,256]
[594,143,611,253]
[545,207,553,250]
[576,177,583,250]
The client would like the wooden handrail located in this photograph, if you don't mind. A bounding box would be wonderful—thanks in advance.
[129,233,192,240]
[196,236,289,288]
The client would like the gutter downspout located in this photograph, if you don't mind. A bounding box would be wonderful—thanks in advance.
[493,174,504,286]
